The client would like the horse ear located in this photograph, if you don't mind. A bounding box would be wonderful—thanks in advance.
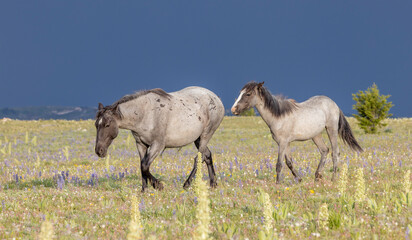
[98,103,104,110]
[258,82,265,88]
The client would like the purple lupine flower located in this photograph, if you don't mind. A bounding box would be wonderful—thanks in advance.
[371,166,374,174]
[255,169,259,176]
[399,160,402,167]
[57,174,64,190]
[139,199,145,211]
[229,161,233,173]
[194,197,198,204]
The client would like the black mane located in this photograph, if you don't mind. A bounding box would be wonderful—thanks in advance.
[96,88,171,119]
[242,81,298,117]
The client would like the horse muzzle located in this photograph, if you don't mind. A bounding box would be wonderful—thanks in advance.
[95,145,107,158]
[231,106,239,115]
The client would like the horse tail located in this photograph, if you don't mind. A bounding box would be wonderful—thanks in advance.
[338,110,363,152]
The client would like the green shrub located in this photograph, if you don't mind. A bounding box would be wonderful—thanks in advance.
[352,83,393,133]
[240,108,256,116]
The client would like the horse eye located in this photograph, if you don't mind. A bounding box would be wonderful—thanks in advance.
[246,93,251,96]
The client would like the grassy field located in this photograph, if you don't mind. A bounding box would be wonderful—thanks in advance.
[0,117,411,239]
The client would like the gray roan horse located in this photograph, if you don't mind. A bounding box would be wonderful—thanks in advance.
[231,81,363,183]
[95,87,224,192]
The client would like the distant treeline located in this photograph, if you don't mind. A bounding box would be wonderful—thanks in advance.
[0,106,97,120]
[0,106,355,120]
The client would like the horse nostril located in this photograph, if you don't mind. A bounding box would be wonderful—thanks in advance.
[231,106,237,113]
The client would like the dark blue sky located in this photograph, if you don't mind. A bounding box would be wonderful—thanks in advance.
[1,1,411,116]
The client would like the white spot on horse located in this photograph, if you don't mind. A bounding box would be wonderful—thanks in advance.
[98,118,103,125]
[232,90,245,110]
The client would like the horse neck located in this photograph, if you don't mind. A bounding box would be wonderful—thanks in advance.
[254,96,285,137]
[116,99,145,131]
[254,100,275,125]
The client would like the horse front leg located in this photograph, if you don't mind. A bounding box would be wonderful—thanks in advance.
[136,143,149,192]
[140,143,164,192]
[276,143,288,184]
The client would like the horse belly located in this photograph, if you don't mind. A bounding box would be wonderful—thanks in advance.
[291,111,326,140]
[164,116,204,147]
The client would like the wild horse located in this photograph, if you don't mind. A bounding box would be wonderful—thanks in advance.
[95,87,224,192]
[231,81,363,183]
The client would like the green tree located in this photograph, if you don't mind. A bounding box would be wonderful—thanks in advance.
[352,83,393,134]
[240,108,256,116]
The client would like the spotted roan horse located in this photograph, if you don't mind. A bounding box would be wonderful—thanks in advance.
[95,87,224,192]
[231,81,363,183]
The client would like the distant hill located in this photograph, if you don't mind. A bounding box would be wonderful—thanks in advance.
[0,106,97,120]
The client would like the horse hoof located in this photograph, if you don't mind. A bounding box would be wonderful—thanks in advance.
[210,182,218,188]
[315,174,323,181]
[154,181,164,190]
[295,178,302,183]
[183,182,190,189]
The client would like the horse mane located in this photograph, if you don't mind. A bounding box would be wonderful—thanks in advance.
[96,88,171,119]
[242,81,298,117]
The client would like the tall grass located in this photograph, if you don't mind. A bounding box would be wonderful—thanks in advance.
[0,117,411,239]
[193,152,211,240]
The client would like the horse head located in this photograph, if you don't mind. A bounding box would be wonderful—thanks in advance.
[231,81,264,115]
[94,103,120,158]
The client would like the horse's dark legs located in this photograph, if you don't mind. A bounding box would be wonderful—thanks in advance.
[139,143,164,192]
[326,127,339,181]
[136,143,149,191]
[183,153,198,189]
[276,143,288,184]
[312,134,329,181]
[184,138,217,188]
[285,147,302,182]
[202,147,217,188]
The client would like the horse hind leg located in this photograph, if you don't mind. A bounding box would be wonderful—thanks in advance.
[312,134,329,181]
[285,147,302,183]
[184,133,217,189]
[202,146,217,188]
[326,127,340,181]
[183,138,200,189]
